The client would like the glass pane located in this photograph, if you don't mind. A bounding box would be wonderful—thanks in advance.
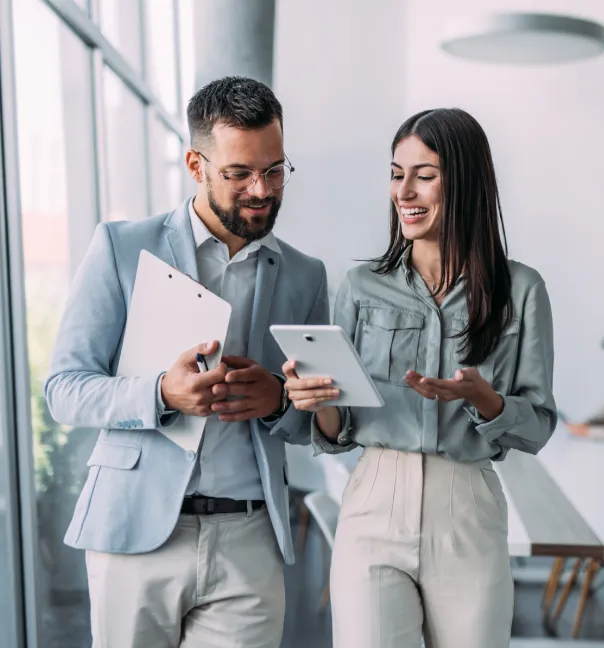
[12,0,99,645]
[177,0,197,196]
[99,0,142,71]
[103,68,148,221]
[150,117,184,214]
[145,0,178,114]
[0,439,19,648]
[179,0,196,124]
[0,204,20,648]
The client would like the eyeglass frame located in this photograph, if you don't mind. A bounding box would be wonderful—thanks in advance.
[193,150,295,194]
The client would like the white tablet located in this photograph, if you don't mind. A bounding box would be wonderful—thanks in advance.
[270,325,384,408]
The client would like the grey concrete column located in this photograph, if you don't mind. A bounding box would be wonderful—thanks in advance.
[193,0,276,90]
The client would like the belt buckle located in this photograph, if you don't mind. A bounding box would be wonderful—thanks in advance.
[206,498,215,514]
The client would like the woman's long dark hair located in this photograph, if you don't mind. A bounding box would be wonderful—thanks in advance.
[373,108,512,366]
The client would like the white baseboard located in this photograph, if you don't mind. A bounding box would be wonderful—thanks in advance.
[511,641,604,647]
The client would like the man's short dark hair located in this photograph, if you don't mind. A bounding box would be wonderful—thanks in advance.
[187,76,283,148]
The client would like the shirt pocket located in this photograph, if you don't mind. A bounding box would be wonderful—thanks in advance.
[447,316,520,392]
[356,306,424,387]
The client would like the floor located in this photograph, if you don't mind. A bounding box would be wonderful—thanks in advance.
[8,491,602,647]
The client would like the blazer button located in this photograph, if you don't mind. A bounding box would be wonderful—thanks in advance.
[186,450,196,462]
[268,257,275,266]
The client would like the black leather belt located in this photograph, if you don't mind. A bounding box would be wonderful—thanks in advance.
[181,496,264,516]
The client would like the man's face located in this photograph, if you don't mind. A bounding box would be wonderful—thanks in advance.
[196,120,286,241]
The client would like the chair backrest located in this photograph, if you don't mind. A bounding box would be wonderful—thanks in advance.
[284,444,326,492]
[315,453,350,504]
[303,491,340,548]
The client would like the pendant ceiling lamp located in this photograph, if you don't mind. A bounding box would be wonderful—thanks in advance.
[440,12,604,64]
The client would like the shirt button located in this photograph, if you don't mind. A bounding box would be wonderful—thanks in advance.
[201,456,208,464]
[186,450,196,462]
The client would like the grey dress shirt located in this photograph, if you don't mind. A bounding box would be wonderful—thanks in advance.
[312,246,557,463]
[164,199,282,499]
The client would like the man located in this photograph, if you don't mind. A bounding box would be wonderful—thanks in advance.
[45,77,331,648]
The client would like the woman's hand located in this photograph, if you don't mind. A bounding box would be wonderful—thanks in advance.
[404,367,504,421]
[282,360,342,439]
[282,360,340,412]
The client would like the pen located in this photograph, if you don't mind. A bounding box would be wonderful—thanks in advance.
[196,352,209,374]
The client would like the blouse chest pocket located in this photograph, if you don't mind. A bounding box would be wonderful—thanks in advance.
[356,306,424,387]
[447,316,521,393]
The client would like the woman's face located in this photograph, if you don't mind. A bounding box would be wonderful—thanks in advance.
[390,135,442,243]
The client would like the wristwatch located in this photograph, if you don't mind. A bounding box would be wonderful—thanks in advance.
[275,375,291,417]
[264,375,291,421]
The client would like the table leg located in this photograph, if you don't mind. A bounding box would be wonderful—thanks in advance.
[551,558,583,624]
[320,581,331,610]
[542,557,565,613]
[296,501,310,556]
[572,559,601,639]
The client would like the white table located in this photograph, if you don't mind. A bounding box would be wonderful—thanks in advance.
[497,428,603,560]
[497,473,532,557]
[538,426,604,543]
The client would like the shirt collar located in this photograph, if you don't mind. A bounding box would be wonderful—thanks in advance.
[401,243,466,283]
[188,197,282,255]
[401,244,413,275]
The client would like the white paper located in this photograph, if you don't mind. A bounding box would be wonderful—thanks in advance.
[117,250,231,451]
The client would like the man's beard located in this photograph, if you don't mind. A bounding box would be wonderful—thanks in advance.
[207,182,281,242]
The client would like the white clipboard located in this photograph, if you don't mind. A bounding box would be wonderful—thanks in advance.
[117,250,232,451]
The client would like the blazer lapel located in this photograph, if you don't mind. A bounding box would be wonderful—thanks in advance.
[248,246,279,362]
[163,200,199,282]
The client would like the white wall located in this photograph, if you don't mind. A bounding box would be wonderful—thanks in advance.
[274,0,604,419]
[273,0,406,299]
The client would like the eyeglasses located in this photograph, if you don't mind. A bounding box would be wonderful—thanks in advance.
[194,150,295,194]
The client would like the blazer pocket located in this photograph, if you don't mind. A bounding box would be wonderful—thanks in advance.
[87,442,142,470]
[357,306,424,386]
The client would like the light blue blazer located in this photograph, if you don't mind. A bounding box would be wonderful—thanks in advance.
[45,200,329,564]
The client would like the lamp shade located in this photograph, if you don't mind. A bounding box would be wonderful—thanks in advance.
[440,13,604,64]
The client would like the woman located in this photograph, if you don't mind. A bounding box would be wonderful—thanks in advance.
[283,108,557,648]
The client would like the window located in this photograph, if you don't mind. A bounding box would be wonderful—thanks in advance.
[145,0,179,114]
[103,67,148,221]
[98,0,143,71]
[3,0,190,644]
[150,115,184,214]
[12,0,99,645]
[0,186,21,648]
[179,0,196,121]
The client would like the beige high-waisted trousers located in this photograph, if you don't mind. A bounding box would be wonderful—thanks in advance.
[331,448,514,648]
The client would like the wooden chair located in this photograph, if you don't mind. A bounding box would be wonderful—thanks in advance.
[542,556,602,638]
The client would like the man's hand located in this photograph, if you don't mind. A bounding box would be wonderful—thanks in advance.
[161,342,227,416]
[210,356,282,422]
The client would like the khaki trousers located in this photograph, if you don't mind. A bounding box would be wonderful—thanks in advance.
[86,507,285,648]
[331,448,514,648]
